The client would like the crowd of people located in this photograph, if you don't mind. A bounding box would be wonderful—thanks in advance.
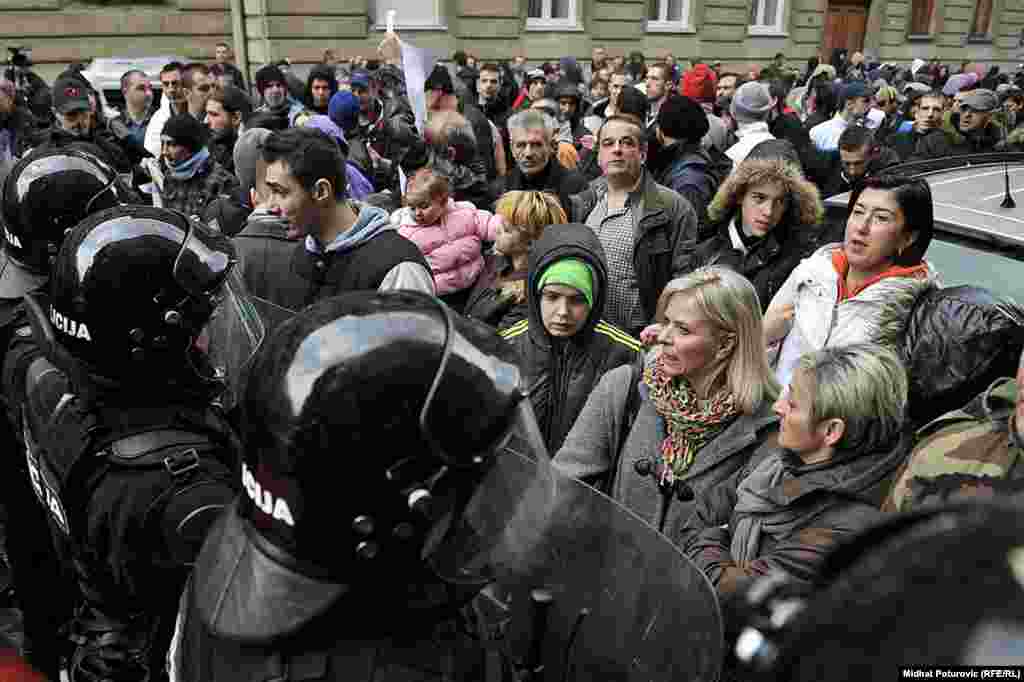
[0,33,1020,680]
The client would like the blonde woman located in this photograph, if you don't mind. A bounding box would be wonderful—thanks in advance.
[553,266,780,541]
[464,190,566,331]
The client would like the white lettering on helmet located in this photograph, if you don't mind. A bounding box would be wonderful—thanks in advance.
[50,308,92,342]
[242,461,295,527]
[3,227,22,249]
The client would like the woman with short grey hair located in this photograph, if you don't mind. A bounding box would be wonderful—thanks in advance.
[681,342,910,598]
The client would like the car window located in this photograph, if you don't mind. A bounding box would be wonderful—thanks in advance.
[927,236,1024,306]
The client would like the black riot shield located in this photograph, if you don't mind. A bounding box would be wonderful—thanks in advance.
[204,271,295,409]
[426,403,724,682]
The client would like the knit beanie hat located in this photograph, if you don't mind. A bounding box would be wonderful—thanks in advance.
[328,90,360,132]
[161,112,208,153]
[255,64,287,95]
[731,81,773,124]
[537,258,594,309]
[233,127,272,195]
[681,64,717,104]
[657,95,709,143]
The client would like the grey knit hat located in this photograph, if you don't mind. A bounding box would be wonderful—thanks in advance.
[730,81,773,124]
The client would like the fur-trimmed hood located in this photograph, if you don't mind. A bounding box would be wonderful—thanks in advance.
[707,157,824,233]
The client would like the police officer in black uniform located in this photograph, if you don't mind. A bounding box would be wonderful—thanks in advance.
[0,145,132,678]
[4,204,243,681]
[170,291,533,680]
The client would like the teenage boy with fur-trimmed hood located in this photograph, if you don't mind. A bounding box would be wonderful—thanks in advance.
[695,155,823,310]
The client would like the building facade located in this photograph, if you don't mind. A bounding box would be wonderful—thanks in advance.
[6,0,1024,81]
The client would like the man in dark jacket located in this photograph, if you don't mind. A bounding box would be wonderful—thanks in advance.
[231,129,297,301]
[570,116,699,336]
[497,108,588,216]
[160,113,238,218]
[242,127,433,310]
[820,125,901,198]
[941,88,1006,155]
[350,67,417,192]
[304,64,338,116]
[648,95,722,241]
[500,223,641,453]
[205,85,251,176]
[889,90,958,161]
[39,74,132,172]
[204,127,269,236]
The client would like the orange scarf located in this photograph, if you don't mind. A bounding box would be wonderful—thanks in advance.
[832,250,928,302]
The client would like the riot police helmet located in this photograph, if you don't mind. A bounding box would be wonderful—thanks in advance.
[735,502,1024,680]
[48,205,235,378]
[192,291,534,642]
[1,145,127,279]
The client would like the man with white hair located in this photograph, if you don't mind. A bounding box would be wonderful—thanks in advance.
[494,108,588,215]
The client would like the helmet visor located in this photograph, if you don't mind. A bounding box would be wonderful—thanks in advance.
[173,218,235,298]
[203,267,295,410]
[423,411,724,681]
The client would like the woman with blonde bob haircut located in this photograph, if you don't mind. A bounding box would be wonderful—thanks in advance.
[553,266,780,542]
[464,190,567,330]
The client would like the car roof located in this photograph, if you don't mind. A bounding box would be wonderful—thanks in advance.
[823,153,1024,248]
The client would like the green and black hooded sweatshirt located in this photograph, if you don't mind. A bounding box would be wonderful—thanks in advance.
[500,223,642,453]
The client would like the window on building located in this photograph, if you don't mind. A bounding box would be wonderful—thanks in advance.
[749,0,785,34]
[970,0,994,37]
[370,0,445,29]
[908,0,935,35]
[648,0,691,30]
[527,0,578,29]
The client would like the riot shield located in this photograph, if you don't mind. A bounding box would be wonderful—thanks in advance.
[427,403,724,682]
[204,270,295,409]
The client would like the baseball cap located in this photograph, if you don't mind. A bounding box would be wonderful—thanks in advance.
[52,75,92,114]
[526,68,546,83]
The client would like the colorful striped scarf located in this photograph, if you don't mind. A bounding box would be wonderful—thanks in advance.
[644,353,740,483]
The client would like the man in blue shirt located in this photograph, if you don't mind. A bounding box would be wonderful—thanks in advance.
[112,69,153,149]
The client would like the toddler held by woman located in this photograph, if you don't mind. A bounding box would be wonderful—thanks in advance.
[392,167,504,310]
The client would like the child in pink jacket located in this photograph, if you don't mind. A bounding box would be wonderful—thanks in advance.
[391,168,504,310]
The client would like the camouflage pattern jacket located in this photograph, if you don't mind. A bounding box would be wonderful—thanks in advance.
[885,378,1024,512]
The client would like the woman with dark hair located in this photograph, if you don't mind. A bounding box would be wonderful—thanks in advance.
[765,174,939,388]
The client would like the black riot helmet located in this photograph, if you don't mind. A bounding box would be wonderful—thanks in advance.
[192,291,533,642]
[48,205,235,378]
[1,145,127,273]
[733,502,1024,680]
